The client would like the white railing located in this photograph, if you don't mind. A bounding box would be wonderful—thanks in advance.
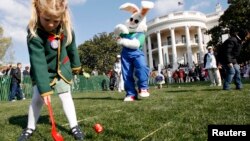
[147,11,207,26]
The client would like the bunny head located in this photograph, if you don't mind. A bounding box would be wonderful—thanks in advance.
[120,1,154,33]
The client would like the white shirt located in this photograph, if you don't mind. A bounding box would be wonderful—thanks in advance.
[205,52,217,69]
[113,61,122,74]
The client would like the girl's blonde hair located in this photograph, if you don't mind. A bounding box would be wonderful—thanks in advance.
[28,0,73,45]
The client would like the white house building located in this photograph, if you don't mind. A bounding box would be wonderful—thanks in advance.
[145,4,224,70]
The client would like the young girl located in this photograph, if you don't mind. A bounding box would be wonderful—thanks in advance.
[18,0,83,140]
[155,72,165,89]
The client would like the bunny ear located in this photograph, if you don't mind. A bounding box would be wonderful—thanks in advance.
[120,3,140,14]
[141,8,150,17]
[141,1,154,17]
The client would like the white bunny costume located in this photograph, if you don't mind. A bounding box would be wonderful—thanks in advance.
[114,1,154,101]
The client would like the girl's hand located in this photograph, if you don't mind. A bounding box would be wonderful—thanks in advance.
[43,95,51,105]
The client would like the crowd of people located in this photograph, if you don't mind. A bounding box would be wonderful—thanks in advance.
[149,60,250,89]
[0,63,30,101]
[150,64,208,84]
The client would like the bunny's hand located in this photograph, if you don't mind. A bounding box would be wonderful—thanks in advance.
[114,24,129,36]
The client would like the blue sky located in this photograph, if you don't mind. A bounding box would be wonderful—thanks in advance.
[0,0,229,65]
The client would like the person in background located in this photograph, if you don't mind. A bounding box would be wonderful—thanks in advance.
[178,67,185,83]
[23,66,30,76]
[155,66,165,89]
[21,66,30,100]
[5,64,12,76]
[166,68,173,84]
[113,55,124,92]
[204,46,222,86]
[218,28,250,90]
[0,67,4,76]
[9,63,24,101]
[17,0,84,140]
[91,67,98,76]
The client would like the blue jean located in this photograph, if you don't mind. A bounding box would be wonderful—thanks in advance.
[9,82,23,100]
[121,48,149,97]
[223,64,242,90]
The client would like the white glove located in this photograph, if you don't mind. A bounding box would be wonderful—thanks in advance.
[114,24,129,36]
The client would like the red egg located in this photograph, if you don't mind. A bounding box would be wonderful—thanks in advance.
[94,123,103,133]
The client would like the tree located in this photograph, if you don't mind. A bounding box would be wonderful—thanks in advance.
[206,0,250,62]
[3,45,15,65]
[78,32,121,74]
[0,26,12,62]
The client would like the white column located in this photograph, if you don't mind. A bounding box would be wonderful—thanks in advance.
[185,25,193,67]
[143,41,148,64]
[147,36,153,70]
[184,53,187,64]
[157,31,163,68]
[163,45,169,66]
[197,26,204,63]
[170,28,178,69]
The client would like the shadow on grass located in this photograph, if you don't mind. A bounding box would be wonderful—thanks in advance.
[165,88,222,93]
[8,115,70,134]
[9,115,49,129]
[9,115,75,139]
[200,88,223,92]
[73,96,124,101]
[83,128,138,140]
[8,115,27,128]
[165,89,197,93]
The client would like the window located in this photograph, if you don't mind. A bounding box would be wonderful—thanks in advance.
[151,43,155,49]
[169,54,173,65]
[194,34,198,43]
[167,36,171,45]
[181,35,186,43]
[197,53,200,63]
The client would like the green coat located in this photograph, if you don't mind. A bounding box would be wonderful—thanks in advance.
[27,28,81,96]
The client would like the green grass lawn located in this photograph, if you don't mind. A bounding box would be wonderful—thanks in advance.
[0,81,250,141]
